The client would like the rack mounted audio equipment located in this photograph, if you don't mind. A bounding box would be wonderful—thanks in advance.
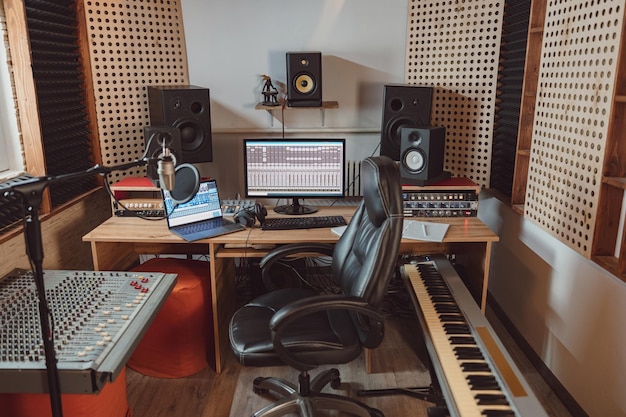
[402,177,480,218]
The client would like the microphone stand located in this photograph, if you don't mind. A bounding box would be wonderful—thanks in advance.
[2,158,149,417]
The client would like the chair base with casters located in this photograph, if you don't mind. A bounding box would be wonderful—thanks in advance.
[251,368,384,417]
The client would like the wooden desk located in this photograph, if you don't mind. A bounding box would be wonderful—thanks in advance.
[83,206,498,373]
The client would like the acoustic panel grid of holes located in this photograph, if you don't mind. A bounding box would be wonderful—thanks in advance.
[82,0,188,184]
[525,1,623,257]
[404,1,505,188]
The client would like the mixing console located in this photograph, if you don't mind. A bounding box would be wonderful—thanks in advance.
[0,269,176,394]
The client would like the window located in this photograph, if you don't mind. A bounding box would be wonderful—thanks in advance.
[0,3,22,179]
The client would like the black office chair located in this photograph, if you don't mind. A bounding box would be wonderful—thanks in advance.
[229,156,404,417]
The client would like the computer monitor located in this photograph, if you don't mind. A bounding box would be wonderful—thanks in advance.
[243,138,346,215]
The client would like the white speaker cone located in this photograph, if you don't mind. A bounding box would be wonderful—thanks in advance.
[403,149,426,173]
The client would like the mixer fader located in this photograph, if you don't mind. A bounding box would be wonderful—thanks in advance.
[0,268,176,394]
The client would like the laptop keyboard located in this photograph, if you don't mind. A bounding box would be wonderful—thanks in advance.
[177,217,232,234]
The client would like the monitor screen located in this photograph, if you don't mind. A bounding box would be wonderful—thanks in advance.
[243,138,346,215]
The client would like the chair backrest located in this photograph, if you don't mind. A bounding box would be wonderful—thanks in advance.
[331,156,403,308]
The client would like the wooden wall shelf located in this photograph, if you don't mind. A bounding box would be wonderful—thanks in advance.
[255,100,339,126]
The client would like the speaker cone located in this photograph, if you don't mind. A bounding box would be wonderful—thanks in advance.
[384,116,418,158]
[294,73,315,94]
[174,119,208,152]
[403,148,426,173]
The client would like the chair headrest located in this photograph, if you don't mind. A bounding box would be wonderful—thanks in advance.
[361,156,402,226]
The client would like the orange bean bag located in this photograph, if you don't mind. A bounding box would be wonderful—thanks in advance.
[0,367,132,417]
[127,258,213,378]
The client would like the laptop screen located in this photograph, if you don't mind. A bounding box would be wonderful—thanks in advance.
[163,180,223,227]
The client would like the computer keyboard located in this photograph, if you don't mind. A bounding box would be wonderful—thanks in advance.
[221,199,257,216]
[261,215,347,230]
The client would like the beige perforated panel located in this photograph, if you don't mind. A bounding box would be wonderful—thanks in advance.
[405,1,505,187]
[83,0,189,184]
[524,1,623,257]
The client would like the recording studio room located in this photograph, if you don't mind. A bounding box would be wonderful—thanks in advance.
[0,1,624,417]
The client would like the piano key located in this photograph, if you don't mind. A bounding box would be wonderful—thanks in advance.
[461,362,492,372]
[475,394,510,405]
[449,336,476,344]
[440,314,466,323]
[443,323,472,335]
[454,347,485,360]
[467,376,501,391]
[479,409,515,416]
[436,304,462,313]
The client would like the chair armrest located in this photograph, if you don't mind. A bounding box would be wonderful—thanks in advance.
[259,242,335,290]
[269,294,385,370]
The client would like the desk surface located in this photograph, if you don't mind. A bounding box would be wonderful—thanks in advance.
[83,206,498,246]
[83,205,498,373]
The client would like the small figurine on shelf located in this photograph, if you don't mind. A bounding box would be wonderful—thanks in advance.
[261,74,280,106]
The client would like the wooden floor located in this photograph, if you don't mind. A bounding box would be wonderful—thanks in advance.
[125,306,574,417]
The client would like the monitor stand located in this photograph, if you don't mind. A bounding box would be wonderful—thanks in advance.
[273,198,318,215]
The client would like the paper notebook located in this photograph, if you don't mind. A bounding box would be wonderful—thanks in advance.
[402,220,449,242]
[331,220,449,242]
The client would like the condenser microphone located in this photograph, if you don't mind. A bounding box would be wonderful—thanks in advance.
[157,151,175,191]
[145,125,200,205]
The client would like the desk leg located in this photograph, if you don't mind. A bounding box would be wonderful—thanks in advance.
[90,241,138,271]
[480,242,492,312]
[209,245,237,374]
[452,241,492,312]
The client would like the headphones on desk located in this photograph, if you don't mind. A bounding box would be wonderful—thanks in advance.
[233,203,267,227]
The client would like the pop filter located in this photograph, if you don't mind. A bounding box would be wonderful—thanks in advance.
[169,163,200,205]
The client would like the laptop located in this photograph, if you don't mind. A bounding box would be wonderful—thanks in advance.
[162,179,244,241]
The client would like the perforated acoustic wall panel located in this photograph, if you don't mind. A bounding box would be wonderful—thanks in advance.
[82,0,189,184]
[405,1,505,187]
[524,1,623,257]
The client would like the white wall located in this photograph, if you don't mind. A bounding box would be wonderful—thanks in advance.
[180,0,408,197]
[479,194,626,417]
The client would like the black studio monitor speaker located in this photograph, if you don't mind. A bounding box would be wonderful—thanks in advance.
[380,84,433,160]
[400,126,449,185]
[286,51,322,107]
[147,85,213,163]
